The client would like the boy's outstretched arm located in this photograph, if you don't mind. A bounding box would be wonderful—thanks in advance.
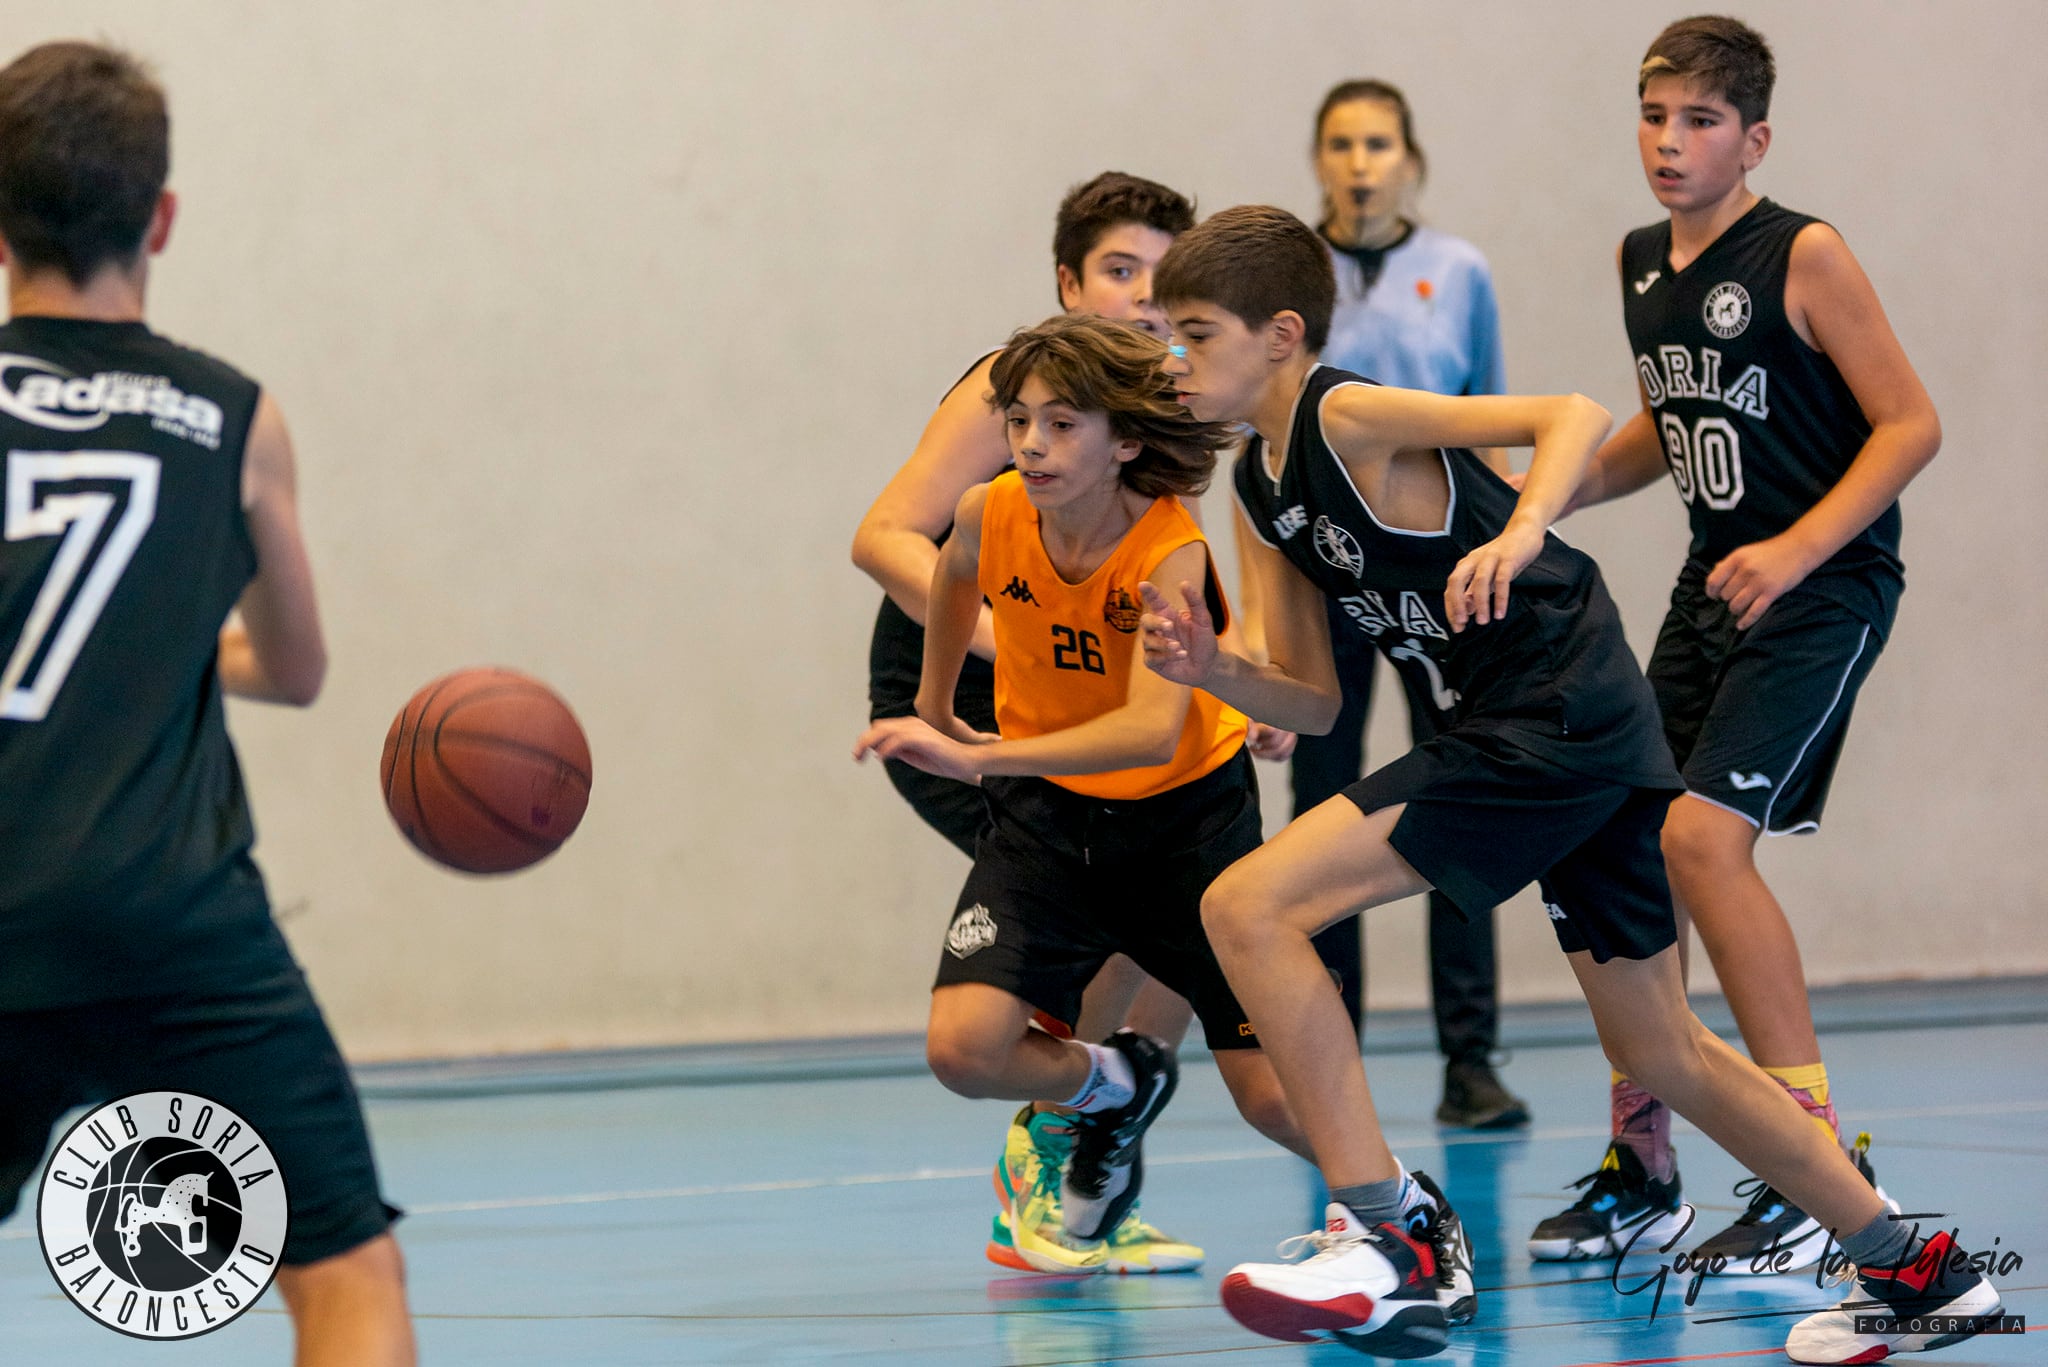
[1141,520,1341,736]
[219,394,326,705]
[911,485,993,742]
[1320,383,1612,630]
[1708,223,1940,627]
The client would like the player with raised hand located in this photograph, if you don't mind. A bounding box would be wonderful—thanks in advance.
[1521,18,1940,1296]
[0,41,413,1366]
[1136,204,1998,1363]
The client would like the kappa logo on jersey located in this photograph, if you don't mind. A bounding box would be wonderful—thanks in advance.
[1311,516,1365,577]
[1273,505,1310,540]
[1102,586,1141,633]
[37,1091,288,1340]
[1728,771,1773,791]
[946,903,997,959]
[1633,269,1662,295]
[999,576,1039,606]
[0,354,226,449]
[1702,281,1752,339]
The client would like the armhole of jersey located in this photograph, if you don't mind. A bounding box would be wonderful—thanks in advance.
[1230,464,1279,550]
[939,348,1003,406]
[1315,381,1457,539]
[1201,547,1231,636]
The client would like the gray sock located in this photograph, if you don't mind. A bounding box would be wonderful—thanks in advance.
[1837,1209,1912,1269]
[1330,1171,1419,1228]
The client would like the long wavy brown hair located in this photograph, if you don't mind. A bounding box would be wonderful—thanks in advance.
[987,314,1234,498]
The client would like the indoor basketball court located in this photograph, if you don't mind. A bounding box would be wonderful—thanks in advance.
[0,2,2042,1364]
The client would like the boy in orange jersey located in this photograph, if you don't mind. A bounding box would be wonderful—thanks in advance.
[855,315,1471,1312]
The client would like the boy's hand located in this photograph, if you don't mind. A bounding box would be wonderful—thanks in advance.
[1246,721,1298,761]
[1706,534,1822,629]
[1445,522,1545,631]
[913,695,998,744]
[854,716,987,782]
[1138,579,1218,684]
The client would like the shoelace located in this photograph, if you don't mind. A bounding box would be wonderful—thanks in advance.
[1276,1224,1366,1262]
[1560,1162,1636,1212]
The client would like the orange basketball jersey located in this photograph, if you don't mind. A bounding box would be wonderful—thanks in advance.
[978,471,1247,800]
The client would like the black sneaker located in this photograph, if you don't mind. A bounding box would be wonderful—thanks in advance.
[1786,1228,2005,1363]
[1693,1133,1895,1276]
[1060,1029,1177,1240]
[1527,1142,1694,1262]
[1406,1170,1477,1325]
[1434,1057,1530,1130]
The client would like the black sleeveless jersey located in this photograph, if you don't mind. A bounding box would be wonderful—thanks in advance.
[0,317,274,1009]
[1232,365,1677,789]
[1621,198,1902,627]
[867,350,1003,722]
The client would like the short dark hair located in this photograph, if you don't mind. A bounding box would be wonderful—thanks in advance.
[988,314,1232,499]
[1313,79,1427,183]
[1639,16,1775,126]
[1154,205,1334,354]
[1051,172,1195,290]
[0,42,168,286]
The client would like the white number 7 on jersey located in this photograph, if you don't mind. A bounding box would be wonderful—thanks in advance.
[2,451,160,722]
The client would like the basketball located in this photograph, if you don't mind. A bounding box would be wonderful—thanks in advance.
[380,667,592,874]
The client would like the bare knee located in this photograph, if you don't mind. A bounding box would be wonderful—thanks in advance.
[1660,800,1755,890]
[1201,866,1273,959]
[1607,1020,1714,1099]
[925,1032,1008,1098]
[278,1230,407,1310]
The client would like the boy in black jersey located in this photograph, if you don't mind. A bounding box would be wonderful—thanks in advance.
[0,43,413,1364]
[1522,18,1942,1304]
[1139,205,1998,1364]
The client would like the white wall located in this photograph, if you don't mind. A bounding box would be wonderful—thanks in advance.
[8,1,2041,1058]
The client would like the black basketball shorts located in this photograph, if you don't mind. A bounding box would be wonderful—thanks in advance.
[1341,731,1680,963]
[1648,565,1890,835]
[0,961,400,1267]
[933,750,1263,1050]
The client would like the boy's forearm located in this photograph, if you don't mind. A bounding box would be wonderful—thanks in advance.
[1777,419,1939,569]
[915,561,982,717]
[1198,648,1342,736]
[1574,409,1668,512]
[974,708,1179,777]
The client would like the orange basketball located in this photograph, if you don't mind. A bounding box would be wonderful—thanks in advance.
[380,667,592,874]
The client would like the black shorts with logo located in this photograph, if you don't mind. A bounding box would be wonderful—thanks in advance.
[0,957,399,1266]
[933,749,1262,1050]
[1648,562,1891,835]
[1342,728,1681,963]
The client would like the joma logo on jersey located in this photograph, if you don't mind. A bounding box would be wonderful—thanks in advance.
[0,355,224,448]
[999,576,1038,605]
[1635,345,1769,419]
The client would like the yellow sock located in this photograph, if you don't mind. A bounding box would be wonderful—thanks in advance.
[1763,1062,1840,1144]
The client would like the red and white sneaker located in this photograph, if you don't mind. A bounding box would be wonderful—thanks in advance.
[1786,1229,2005,1364]
[1220,1203,1450,1358]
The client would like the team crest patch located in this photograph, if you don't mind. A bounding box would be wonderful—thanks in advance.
[37,1091,288,1340]
[1703,282,1751,339]
[1312,516,1365,577]
[1102,586,1142,633]
[946,903,998,959]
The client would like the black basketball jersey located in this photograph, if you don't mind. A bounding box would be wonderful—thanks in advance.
[1621,198,1902,626]
[867,349,1004,720]
[0,316,274,1009]
[1232,365,1677,789]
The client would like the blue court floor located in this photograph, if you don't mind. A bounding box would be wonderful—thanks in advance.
[4,980,2044,1365]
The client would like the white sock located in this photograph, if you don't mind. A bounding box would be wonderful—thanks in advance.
[1061,1042,1135,1112]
